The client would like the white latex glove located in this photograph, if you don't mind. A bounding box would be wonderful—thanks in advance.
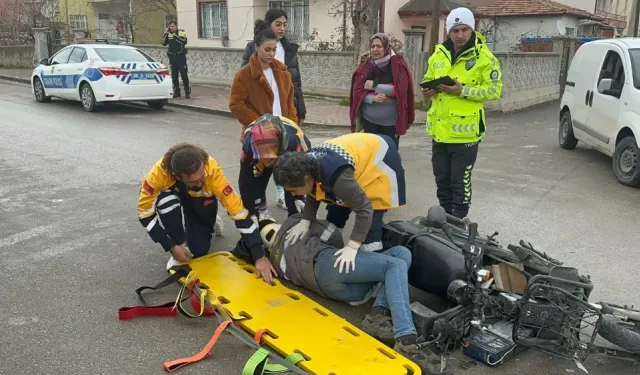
[333,240,360,274]
[294,199,305,213]
[284,219,310,248]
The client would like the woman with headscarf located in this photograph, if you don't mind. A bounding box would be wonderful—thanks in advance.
[349,33,415,149]
[237,114,311,222]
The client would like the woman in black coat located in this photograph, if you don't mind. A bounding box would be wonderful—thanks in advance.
[241,8,307,210]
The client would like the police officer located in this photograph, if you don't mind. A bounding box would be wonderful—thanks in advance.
[422,7,503,219]
[162,20,191,99]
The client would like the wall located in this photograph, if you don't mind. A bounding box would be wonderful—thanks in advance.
[0,46,34,67]
[136,44,356,92]
[478,15,578,52]
[0,43,562,112]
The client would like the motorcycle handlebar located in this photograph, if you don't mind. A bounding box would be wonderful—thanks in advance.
[467,222,478,244]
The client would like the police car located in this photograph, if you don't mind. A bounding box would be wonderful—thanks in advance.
[31,40,173,112]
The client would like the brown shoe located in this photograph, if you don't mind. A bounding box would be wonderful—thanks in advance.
[360,313,394,345]
[393,340,452,374]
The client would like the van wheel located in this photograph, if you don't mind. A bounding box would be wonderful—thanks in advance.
[559,111,578,149]
[612,136,640,187]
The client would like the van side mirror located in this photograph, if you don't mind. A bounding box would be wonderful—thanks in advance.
[598,78,621,96]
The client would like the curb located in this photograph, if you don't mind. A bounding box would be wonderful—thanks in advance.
[168,102,350,128]
[0,74,351,127]
[0,75,30,84]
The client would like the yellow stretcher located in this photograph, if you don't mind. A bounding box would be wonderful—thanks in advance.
[171,251,422,375]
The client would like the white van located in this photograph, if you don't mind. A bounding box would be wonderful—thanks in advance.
[559,38,640,187]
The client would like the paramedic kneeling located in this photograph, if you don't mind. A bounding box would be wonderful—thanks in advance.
[261,215,448,375]
[273,132,406,254]
[137,142,275,281]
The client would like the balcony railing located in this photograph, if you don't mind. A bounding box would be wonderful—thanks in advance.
[595,9,627,22]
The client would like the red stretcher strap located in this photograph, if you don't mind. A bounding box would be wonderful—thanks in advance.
[118,302,177,320]
[163,320,232,372]
[253,329,267,344]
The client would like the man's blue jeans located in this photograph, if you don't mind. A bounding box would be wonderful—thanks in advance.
[314,245,416,338]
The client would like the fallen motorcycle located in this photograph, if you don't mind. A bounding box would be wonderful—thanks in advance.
[381,205,640,368]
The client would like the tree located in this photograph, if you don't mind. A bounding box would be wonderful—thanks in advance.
[137,0,176,22]
[326,0,384,63]
[0,0,40,45]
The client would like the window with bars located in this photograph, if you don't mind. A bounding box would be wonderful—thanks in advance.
[70,15,88,31]
[269,0,309,41]
[199,1,228,38]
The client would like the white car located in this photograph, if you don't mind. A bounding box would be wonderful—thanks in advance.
[31,42,173,112]
[559,37,640,187]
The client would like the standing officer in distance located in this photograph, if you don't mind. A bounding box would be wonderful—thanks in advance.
[422,7,503,219]
[162,20,191,99]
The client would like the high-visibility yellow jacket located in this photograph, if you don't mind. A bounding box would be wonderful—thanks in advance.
[309,133,406,210]
[423,32,503,143]
[137,156,264,259]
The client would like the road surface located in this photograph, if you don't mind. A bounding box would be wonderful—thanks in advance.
[0,80,637,375]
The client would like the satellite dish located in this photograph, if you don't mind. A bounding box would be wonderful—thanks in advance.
[41,0,58,19]
[557,19,567,35]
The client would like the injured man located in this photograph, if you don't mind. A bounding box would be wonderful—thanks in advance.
[232,213,450,375]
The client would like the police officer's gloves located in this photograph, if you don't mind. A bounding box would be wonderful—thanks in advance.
[333,240,360,274]
[284,219,310,248]
[294,199,305,213]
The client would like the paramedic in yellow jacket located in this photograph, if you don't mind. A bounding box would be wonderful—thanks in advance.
[273,132,406,273]
[137,142,277,283]
[422,7,503,219]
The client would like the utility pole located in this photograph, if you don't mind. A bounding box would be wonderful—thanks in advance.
[428,0,441,53]
[628,0,639,37]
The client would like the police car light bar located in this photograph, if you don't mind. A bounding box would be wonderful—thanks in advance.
[75,38,126,45]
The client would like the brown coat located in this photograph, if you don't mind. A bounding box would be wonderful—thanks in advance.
[229,53,298,136]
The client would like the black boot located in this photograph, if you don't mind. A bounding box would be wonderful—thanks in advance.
[184,86,191,99]
[173,87,181,98]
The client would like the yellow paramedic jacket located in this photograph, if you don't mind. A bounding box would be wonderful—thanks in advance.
[137,156,264,259]
[309,133,406,211]
[423,32,503,144]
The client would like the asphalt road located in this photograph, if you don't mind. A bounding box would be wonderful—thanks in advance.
[0,80,638,375]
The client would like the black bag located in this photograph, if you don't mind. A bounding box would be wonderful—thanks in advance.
[382,220,466,297]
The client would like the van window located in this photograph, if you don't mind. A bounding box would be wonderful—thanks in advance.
[597,50,625,98]
[628,48,640,89]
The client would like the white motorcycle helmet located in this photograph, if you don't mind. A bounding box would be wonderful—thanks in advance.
[259,219,281,249]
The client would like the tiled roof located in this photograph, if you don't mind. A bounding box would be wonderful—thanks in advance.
[398,0,467,16]
[475,0,603,20]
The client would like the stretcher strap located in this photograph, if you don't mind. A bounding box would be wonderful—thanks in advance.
[163,320,233,372]
[118,301,178,320]
[135,265,192,304]
[243,348,305,375]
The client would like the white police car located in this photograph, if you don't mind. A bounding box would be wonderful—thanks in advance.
[31,41,173,112]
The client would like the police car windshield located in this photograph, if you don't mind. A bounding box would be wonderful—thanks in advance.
[94,47,155,63]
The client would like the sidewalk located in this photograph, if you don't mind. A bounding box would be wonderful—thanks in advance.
[0,68,427,127]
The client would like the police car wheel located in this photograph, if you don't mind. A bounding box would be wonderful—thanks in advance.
[147,100,167,110]
[80,83,97,112]
[33,78,51,103]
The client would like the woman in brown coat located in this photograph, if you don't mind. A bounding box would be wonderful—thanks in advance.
[229,26,298,143]
[229,25,299,222]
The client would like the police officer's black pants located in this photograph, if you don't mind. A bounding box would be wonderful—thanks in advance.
[238,160,299,217]
[168,54,189,92]
[431,140,479,219]
[156,189,217,257]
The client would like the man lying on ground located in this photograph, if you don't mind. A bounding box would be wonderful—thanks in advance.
[232,214,451,375]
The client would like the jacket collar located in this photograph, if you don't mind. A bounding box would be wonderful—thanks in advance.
[441,31,486,63]
[249,53,288,79]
